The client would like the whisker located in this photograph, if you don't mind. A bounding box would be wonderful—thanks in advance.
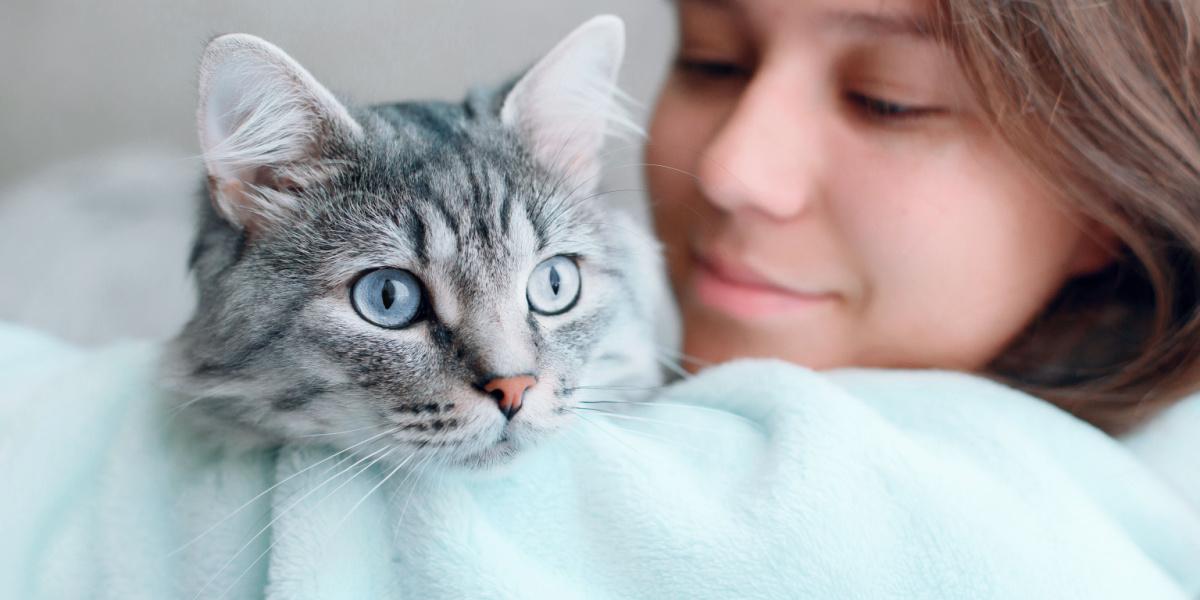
[213,445,398,600]
[578,399,764,431]
[570,406,720,434]
[390,456,450,547]
[568,411,650,457]
[331,448,419,534]
[656,355,693,380]
[195,443,394,600]
[567,384,667,392]
[394,451,443,530]
[165,392,222,420]
[293,423,389,439]
[168,425,401,558]
[655,346,714,368]
[569,410,688,449]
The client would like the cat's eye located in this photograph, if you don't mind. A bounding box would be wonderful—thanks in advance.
[351,268,424,329]
[527,256,581,316]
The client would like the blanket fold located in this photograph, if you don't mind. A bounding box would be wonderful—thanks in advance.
[1,324,1197,599]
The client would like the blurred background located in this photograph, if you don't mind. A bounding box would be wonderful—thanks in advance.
[0,0,676,344]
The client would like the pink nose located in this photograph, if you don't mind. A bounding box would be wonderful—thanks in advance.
[483,375,536,420]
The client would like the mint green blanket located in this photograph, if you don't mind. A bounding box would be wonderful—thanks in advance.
[2,323,1197,599]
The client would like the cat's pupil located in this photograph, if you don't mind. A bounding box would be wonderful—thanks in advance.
[550,266,561,295]
[381,280,396,309]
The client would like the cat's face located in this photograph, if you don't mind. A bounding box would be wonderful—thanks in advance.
[167,18,650,469]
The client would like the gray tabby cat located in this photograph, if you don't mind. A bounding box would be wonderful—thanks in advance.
[162,16,670,470]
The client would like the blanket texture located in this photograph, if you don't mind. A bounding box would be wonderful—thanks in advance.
[2,322,1197,599]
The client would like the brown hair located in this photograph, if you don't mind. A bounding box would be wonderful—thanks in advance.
[931,1,1200,433]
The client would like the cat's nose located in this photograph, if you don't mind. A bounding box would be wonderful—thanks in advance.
[482,375,537,420]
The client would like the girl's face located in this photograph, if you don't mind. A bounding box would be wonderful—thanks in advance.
[648,0,1116,371]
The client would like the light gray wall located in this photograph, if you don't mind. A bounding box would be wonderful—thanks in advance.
[0,0,676,187]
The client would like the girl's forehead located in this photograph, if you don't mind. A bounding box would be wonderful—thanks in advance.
[676,0,935,37]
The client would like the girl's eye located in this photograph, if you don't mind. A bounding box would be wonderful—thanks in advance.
[527,255,581,316]
[847,92,939,121]
[351,268,424,329]
[675,57,751,81]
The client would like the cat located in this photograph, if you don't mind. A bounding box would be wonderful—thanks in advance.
[161,16,673,471]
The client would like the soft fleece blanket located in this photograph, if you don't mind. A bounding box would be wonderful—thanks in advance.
[1,322,1197,599]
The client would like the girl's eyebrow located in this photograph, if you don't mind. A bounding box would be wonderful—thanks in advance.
[821,9,933,39]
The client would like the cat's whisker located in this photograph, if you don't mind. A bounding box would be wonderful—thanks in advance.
[394,450,444,531]
[570,406,722,435]
[384,447,436,508]
[168,425,402,558]
[567,384,667,392]
[388,459,452,547]
[568,408,692,449]
[293,423,391,439]
[331,448,419,535]
[579,399,764,431]
[567,407,714,457]
[213,444,398,600]
[566,410,652,457]
[575,187,647,203]
[655,346,714,369]
[592,160,704,182]
[195,443,394,600]
[608,160,716,230]
[165,392,223,420]
[557,420,627,469]
[656,354,693,380]
[385,454,429,546]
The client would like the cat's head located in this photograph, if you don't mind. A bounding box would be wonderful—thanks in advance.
[165,16,658,469]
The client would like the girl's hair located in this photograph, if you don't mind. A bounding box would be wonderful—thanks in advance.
[933,1,1200,433]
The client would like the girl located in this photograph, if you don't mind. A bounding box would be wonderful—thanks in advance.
[648,0,1200,436]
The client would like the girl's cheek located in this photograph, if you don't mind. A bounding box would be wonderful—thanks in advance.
[648,83,728,172]
[647,87,714,287]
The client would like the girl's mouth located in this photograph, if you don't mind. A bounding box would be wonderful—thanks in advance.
[689,249,838,320]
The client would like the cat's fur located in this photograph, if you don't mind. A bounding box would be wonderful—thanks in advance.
[162,17,670,469]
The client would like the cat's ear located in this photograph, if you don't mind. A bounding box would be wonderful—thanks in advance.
[501,15,634,192]
[197,34,362,233]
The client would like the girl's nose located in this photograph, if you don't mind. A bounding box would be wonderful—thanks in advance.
[482,375,537,420]
[698,69,827,221]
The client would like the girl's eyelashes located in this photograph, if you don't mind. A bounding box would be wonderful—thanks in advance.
[674,57,752,81]
[846,91,943,122]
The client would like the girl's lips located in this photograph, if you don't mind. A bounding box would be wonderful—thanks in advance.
[690,252,837,320]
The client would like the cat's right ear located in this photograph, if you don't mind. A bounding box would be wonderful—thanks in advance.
[500,16,634,194]
[197,34,362,234]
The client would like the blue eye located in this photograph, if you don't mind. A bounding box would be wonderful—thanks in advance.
[351,268,424,329]
[527,256,581,316]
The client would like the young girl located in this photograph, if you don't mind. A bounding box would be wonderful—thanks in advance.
[648,0,1200,436]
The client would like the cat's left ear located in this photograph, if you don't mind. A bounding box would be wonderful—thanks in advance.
[501,15,634,192]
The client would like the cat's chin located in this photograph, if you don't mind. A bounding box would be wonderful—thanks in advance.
[452,438,525,472]
[450,430,562,475]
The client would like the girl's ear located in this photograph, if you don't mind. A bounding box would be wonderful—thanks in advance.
[197,34,363,234]
[501,15,635,194]
[1067,223,1122,276]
